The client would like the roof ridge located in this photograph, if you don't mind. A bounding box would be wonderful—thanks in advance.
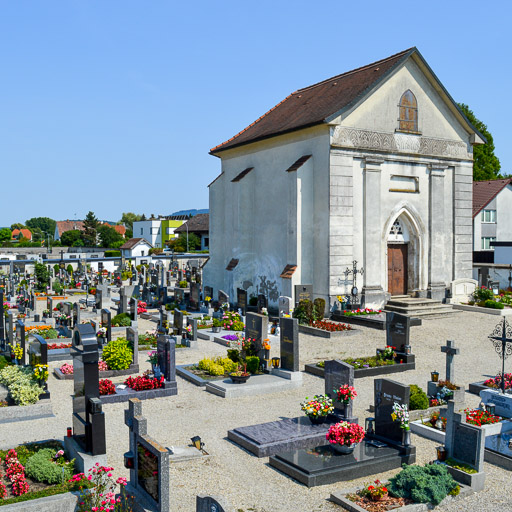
[295,47,415,94]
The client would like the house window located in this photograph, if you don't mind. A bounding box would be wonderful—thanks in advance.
[482,209,496,223]
[398,90,418,132]
[204,237,209,248]
[150,227,160,234]
[481,237,496,250]
[140,228,143,235]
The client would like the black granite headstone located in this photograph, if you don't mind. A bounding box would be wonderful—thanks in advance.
[257,294,267,314]
[374,378,410,443]
[15,319,26,365]
[189,282,200,310]
[218,290,229,306]
[95,288,102,310]
[245,312,268,359]
[173,309,184,336]
[324,360,353,414]
[101,308,112,343]
[280,317,299,372]
[204,286,213,302]
[72,302,80,328]
[157,334,176,382]
[294,284,313,305]
[236,288,247,315]
[186,317,198,342]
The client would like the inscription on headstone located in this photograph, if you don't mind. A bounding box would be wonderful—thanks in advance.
[294,284,313,305]
[374,378,410,443]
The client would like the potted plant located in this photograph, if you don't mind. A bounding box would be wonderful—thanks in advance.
[360,479,389,501]
[391,402,411,446]
[212,318,222,333]
[326,420,365,453]
[334,384,357,418]
[301,394,334,424]
[229,363,250,383]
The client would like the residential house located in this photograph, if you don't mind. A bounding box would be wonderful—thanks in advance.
[119,238,153,258]
[54,220,85,242]
[174,213,209,251]
[133,215,187,248]
[11,228,32,241]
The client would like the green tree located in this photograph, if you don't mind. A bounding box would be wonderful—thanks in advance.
[0,228,11,242]
[82,211,99,247]
[34,262,50,292]
[458,103,501,181]
[25,217,57,237]
[60,229,83,247]
[10,223,26,231]
[118,212,142,231]
[98,224,124,248]
[167,233,201,252]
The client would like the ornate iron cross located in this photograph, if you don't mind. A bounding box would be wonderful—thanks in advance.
[344,260,364,305]
[488,317,512,393]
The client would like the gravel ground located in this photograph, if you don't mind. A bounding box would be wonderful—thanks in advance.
[2,308,512,511]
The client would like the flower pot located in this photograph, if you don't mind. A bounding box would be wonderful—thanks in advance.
[308,415,327,425]
[229,374,250,384]
[402,428,411,447]
[212,326,221,333]
[331,443,356,454]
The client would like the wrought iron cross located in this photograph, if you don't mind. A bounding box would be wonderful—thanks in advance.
[344,260,364,305]
[488,317,512,394]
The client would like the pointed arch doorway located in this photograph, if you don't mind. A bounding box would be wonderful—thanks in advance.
[387,219,409,296]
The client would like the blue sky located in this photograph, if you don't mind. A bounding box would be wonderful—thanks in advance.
[1,1,510,225]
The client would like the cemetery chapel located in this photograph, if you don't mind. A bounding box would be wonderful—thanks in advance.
[205,47,483,309]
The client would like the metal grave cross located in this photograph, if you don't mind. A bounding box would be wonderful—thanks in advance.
[343,260,364,305]
[441,340,459,383]
[488,317,512,393]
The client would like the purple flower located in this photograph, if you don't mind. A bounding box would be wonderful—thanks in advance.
[222,334,238,341]
[363,364,370,368]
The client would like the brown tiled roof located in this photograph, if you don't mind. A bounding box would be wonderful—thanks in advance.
[12,228,32,240]
[473,178,512,218]
[56,220,85,236]
[120,237,153,250]
[113,225,126,236]
[174,213,209,234]
[211,48,415,154]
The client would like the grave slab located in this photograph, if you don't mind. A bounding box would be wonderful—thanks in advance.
[205,373,301,398]
[269,441,415,487]
[228,415,339,457]
[480,389,512,418]
[484,432,512,470]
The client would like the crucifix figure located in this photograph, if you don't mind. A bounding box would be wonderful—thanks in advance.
[441,340,459,383]
[344,260,364,305]
[488,317,512,394]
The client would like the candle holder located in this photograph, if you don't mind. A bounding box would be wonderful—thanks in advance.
[485,403,496,415]
[365,417,375,436]
[404,345,412,355]
[271,357,280,369]
[436,446,447,462]
[431,371,439,383]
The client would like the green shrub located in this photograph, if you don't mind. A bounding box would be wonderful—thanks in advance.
[40,328,59,340]
[388,464,457,506]
[101,338,133,370]
[66,264,73,275]
[198,358,212,371]
[215,357,237,373]
[179,280,188,288]
[473,286,494,302]
[249,296,257,306]
[52,281,63,294]
[227,349,240,363]
[9,381,43,405]
[25,448,74,484]
[0,365,30,387]
[104,250,121,257]
[212,318,222,328]
[112,313,132,326]
[208,363,225,376]
[293,300,315,324]
[245,356,260,374]
[409,384,429,411]
[0,355,10,370]
[484,300,504,309]
[314,298,326,319]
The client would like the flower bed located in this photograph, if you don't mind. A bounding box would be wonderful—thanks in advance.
[47,342,72,350]
[299,321,355,338]
[309,320,352,331]
[53,359,139,381]
[342,308,382,316]
[483,372,512,390]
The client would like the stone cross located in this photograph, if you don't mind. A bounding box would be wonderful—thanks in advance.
[441,340,459,383]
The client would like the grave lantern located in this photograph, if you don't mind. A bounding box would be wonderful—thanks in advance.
[191,436,204,451]
[436,445,447,462]
[365,417,375,435]
[431,371,439,382]
[485,403,496,415]
[271,357,280,369]
[124,451,135,469]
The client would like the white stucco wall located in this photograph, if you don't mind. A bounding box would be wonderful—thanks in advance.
[496,185,512,241]
[204,126,330,306]
[133,220,161,247]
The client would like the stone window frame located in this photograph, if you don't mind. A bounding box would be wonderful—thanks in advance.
[396,89,420,134]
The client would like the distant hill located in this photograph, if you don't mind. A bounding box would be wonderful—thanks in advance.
[170,209,209,217]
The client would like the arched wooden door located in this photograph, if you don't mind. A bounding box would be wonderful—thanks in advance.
[388,244,408,295]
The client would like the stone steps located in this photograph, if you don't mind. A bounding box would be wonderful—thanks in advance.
[384,297,459,319]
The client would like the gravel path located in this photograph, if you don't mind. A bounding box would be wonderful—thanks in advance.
[2,309,511,511]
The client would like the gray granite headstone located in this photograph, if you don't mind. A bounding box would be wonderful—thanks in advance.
[245,312,268,360]
[173,309,184,336]
[324,360,353,414]
[294,284,313,305]
[186,317,198,342]
[278,296,292,316]
[374,378,410,443]
[279,317,299,372]
[156,335,176,383]
[236,288,247,315]
[72,302,80,328]
[126,326,139,365]
[218,289,229,305]
[441,340,459,383]
[480,389,512,418]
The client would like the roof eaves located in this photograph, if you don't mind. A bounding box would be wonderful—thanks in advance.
[472,178,512,218]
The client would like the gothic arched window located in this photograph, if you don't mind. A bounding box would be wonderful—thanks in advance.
[398,90,418,132]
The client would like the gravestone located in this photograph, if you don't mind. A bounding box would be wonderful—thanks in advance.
[189,282,200,310]
[72,302,80,328]
[0,291,4,349]
[186,317,198,342]
[7,312,14,345]
[173,309,184,336]
[196,495,233,512]
[294,284,313,305]
[119,290,129,315]
[445,401,485,474]
[385,312,420,355]
[257,294,267,314]
[204,286,213,302]
[129,297,138,326]
[175,288,184,305]
[156,334,177,384]
[245,312,268,361]
[374,378,410,443]
[29,334,50,399]
[126,326,139,366]
[236,288,247,316]
[279,317,299,372]
[159,287,168,306]
[124,399,170,512]
[218,290,229,306]
[15,319,26,365]
[95,288,103,311]
[70,323,106,456]
[278,296,292,316]
[101,309,112,343]
[441,340,459,383]
[324,360,354,417]
[479,389,512,418]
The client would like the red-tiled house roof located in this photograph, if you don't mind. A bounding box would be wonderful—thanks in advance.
[210,47,483,154]
[11,228,32,240]
[55,220,85,237]
[473,178,512,218]
[113,225,126,237]
[120,238,153,250]
[174,214,209,235]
